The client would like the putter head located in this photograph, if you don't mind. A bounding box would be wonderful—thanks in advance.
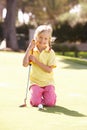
[19,98,27,107]
[19,104,26,107]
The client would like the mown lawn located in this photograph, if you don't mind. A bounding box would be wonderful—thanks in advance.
[0,51,87,130]
[57,51,87,59]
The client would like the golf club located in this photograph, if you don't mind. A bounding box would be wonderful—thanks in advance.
[19,40,34,107]
[19,64,31,107]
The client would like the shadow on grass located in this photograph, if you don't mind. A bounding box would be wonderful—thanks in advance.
[58,58,87,70]
[42,105,87,117]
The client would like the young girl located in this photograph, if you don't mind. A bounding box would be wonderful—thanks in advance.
[23,25,57,108]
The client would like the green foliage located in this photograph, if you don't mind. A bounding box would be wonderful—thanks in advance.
[52,42,79,57]
[16,24,35,40]
[52,43,70,52]
[16,24,28,39]
[16,24,36,50]
[70,45,78,51]
[53,21,87,43]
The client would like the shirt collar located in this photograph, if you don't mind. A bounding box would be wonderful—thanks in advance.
[33,46,50,52]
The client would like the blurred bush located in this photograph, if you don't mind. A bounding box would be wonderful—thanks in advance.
[53,21,87,43]
[0,21,87,50]
[0,22,4,42]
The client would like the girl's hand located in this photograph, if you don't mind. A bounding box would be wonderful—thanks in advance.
[29,55,52,73]
[29,55,37,64]
[28,39,35,50]
[23,39,35,67]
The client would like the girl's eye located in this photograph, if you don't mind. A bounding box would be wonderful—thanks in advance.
[39,36,42,39]
[45,38,48,40]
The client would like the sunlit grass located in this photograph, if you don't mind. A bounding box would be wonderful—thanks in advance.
[0,51,87,130]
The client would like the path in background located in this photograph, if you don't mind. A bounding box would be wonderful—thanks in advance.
[0,51,87,130]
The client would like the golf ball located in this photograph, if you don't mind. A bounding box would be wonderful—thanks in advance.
[38,104,43,109]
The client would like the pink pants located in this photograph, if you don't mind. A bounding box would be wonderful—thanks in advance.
[29,84,56,107]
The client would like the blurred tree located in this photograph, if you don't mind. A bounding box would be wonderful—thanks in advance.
[1,0,87,50]
[4,0,18,50]
[17,0,75,25]
[17,0,83,25]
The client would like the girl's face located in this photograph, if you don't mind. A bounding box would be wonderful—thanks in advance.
[36,31,50,51]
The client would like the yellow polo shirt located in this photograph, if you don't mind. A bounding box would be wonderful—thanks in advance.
[30,48,56,87]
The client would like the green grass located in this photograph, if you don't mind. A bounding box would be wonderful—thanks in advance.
[0,51,87,130]
[56,55,87,66]
[57,51,87,59]
[79,51,87,58]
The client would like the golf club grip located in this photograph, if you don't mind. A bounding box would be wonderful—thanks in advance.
[29,39,35,65]
[29,61,32,65]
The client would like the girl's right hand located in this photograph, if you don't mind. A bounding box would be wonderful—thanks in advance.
[28,39,35,50]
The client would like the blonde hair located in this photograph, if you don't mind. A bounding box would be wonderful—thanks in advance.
[34,25,53,42]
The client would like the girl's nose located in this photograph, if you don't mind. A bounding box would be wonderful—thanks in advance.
[40,39,45,44]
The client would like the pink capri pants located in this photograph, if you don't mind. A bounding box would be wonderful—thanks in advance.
[29,84,56,107]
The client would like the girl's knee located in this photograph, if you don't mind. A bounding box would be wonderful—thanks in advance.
[45,85,55,92]
[30,99,40,107]
[30,84,39,92]
[44,85,57,107]
[44,93,57,107]
[45,98,56,107]
[29,85,43,106]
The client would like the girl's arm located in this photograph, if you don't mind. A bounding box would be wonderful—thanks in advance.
[36,60,53,73]
[29,55,53,73]
[23,40,35,67]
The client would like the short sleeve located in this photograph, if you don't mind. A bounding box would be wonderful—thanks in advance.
[47,50,56,68]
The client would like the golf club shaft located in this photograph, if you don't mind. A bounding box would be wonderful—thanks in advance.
[25,65,31,100]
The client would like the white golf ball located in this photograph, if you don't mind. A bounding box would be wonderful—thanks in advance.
[38,104,43,109]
